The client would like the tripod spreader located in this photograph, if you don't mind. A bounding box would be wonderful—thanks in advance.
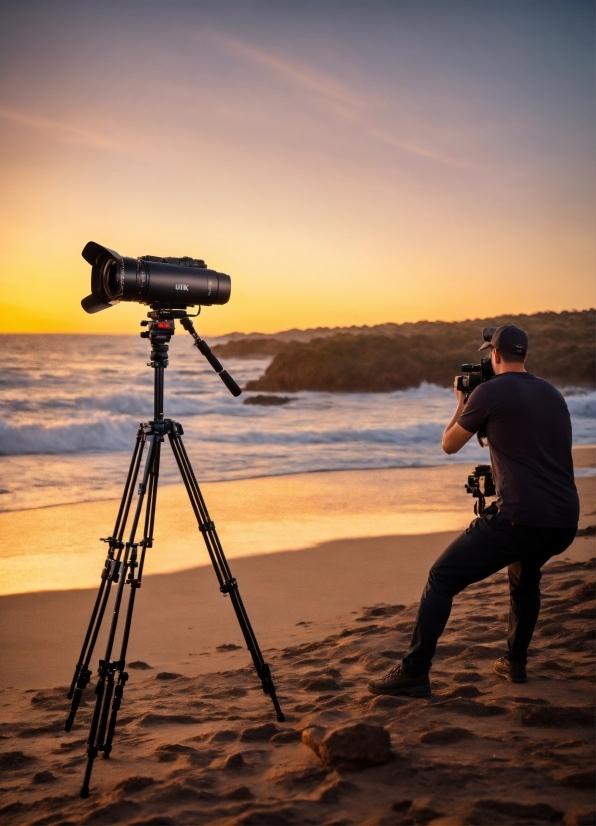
[179,316,242,397]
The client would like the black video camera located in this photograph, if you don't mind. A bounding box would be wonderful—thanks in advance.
[456,358,494,400]
[81,242,231,314]
[455,327,496,402]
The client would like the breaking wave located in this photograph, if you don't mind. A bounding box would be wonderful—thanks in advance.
[0,416,447,456]
[0,416,138,456]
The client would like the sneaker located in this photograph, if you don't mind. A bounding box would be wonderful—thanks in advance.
[368,664,431,697]
[494,656,527,683]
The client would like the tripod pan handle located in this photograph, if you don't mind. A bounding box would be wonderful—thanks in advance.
[219,370,242,397]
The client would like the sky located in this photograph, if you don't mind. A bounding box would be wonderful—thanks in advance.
[0,0,594,336]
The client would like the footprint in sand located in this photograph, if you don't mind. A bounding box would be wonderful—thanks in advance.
[209,729,238,743]
[0,751,34,770]
[419,726,475,744]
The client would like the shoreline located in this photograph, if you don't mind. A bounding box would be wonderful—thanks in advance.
[0,455,485,517]
[0,446,593,597]
[1,443,593,517]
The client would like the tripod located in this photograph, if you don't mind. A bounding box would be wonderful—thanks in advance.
[64,308,285,798]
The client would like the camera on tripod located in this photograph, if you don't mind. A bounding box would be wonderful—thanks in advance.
[81,241,232,314]
[66,242,284,798]
[465,464,497,516]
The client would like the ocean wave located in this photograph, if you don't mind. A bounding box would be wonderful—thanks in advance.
[0,391,248,420]
[1,376,592,458]
[565,391,596,419]
[179,422,446,446]
[0,416,138,455]
[0,415,446,456]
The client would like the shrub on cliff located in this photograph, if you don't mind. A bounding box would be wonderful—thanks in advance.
[244,310,595,392]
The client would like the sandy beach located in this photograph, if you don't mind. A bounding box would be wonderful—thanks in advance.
[0,449,593,824]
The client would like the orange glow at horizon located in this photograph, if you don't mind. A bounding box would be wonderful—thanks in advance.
[0,4,594,336]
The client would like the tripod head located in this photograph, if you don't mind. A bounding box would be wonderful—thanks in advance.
[140,308,242,397]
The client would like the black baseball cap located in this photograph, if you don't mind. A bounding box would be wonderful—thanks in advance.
[479,325,528,355]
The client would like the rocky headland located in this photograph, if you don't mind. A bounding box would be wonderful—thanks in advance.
[210,310,595,393]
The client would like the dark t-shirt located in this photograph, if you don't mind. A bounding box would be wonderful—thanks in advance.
[458,372,579,528]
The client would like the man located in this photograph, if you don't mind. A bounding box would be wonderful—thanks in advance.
[369,325,579,697]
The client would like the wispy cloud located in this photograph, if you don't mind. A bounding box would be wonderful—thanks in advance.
[367,127,467,167]
[0,106,119,151]
[214,35,367,111]
[210,33,467,169]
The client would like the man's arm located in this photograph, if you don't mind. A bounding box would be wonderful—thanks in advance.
[442,380,474,454]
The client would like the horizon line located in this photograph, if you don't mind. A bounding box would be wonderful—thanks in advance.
[2,307,594,337]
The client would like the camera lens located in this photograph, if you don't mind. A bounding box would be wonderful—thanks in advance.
[101,259,122,302]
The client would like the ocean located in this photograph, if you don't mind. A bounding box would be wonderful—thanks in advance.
[1,334,594,513]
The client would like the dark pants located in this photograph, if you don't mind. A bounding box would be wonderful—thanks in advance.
[402,513,576,676]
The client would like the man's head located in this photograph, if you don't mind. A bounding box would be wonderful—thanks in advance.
[479,325,528,372]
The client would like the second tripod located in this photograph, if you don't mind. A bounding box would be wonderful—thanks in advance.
[64,309,285,798]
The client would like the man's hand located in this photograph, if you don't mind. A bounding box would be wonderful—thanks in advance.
[442,378,474,454]
[452,376,466,405]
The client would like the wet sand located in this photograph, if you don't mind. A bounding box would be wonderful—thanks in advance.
[1,447,593,597]
[0,463,496,596]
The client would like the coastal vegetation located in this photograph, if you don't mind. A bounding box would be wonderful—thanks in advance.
[215,310,595,392]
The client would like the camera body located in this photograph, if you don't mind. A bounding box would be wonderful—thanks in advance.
[455,358,495,400]
[81,241,231,314]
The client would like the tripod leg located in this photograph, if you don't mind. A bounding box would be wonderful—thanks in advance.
[168,425,285,722]
[80,665,105,798]
[80,543,130,798]
[104,437,161,758]
[66,430,145,731]
[102,551,140,760]
[80,435,159,798]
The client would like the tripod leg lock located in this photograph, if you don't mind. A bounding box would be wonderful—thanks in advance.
[67,662,91,698]
[257,661,272,686]
[220,578,238,595]
[199,520,216,534]
[100,537,124,550]
[97,659,117,679]
[105,560,122,583]
[65,667,93,730]
[77,668,92,690]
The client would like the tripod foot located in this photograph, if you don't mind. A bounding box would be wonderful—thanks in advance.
[80,748,97,798]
